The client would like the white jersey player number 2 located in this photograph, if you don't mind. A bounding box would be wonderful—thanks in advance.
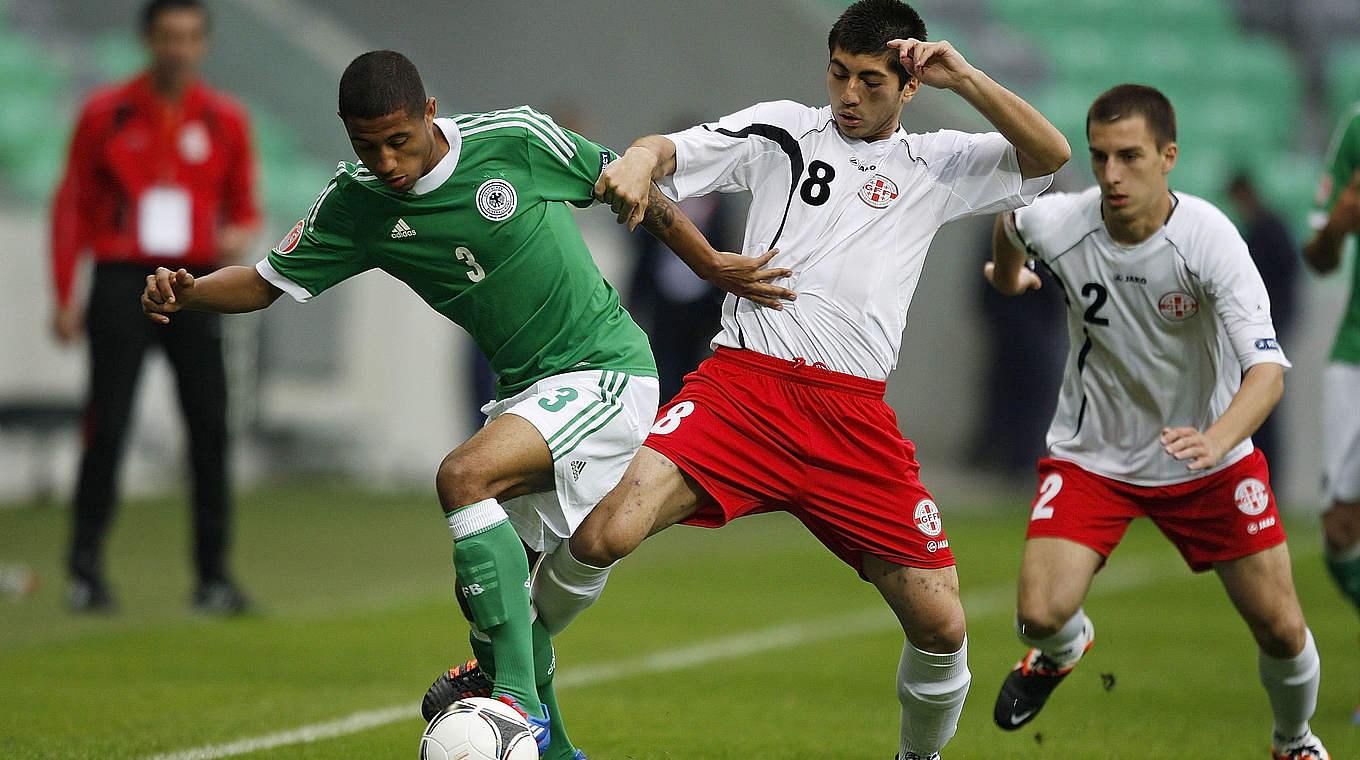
[1031,473,1063,521]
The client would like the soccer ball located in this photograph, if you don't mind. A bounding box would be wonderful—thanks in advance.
[419,697,538,760]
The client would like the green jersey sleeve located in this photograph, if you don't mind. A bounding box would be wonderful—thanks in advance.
[262,168,374,302]
[1312,107,1360,227]
[521,108,617,208]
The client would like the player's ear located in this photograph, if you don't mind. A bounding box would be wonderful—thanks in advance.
[898,75,920,106]
[1161,142,1178,174]
[425,97,438,122]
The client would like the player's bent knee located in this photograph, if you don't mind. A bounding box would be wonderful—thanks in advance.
[1014,607,1069,640]
[435,452,494,510]
[568,521,639,567]
[1254,609,1307,658]
[905,603,967,654]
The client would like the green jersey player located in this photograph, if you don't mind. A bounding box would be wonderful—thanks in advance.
[1303,103,1360,724]
[141,50,793,759]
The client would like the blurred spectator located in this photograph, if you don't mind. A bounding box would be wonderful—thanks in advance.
[967,223,1066,477]
[1227,172,1300,476]
[50,0,258,613]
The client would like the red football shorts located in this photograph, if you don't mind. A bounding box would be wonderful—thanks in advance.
[1024,450,1286,571]
[642,347,955,577]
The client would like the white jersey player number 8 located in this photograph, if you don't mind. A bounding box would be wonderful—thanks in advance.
[651,401,695,435]
[1031,473,1063,521]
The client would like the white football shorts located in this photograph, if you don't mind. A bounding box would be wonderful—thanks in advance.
[1321,362,1360,504]
[481,369,659,553]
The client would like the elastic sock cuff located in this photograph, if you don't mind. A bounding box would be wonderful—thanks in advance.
[1260,628,1318,675]
[900,636,969,680]
[556,542,614,581]
[1017,608,1085,650]
[447,498,509,540]
[1325,539,1360,563]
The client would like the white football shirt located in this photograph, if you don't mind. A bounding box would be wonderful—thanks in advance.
[660,100,1052,380]
[1012,187,1291,485]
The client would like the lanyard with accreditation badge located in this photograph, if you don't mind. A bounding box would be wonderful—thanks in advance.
[137,99,197,258]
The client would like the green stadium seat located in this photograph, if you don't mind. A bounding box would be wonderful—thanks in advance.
[0,29,68,93]
[1325,42,1360,122]
[90,32,145,80]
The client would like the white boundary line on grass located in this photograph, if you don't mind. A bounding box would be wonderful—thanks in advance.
[142,561,1169,760]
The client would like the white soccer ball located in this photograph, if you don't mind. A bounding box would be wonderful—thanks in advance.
[419,697,538,760]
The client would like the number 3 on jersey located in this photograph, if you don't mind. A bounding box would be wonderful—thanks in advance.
[455,246,486,282]
[1031,473,1063,521]
[650,401,695,434]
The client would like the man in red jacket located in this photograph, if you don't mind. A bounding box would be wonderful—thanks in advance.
[51,0,259,613]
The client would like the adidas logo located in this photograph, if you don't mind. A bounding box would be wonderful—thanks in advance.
[569,460,586,481]
[390,218,417,239]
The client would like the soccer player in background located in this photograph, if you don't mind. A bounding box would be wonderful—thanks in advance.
[1302,104,1360,725]
[986,84,1328,760]
[141,50,791,760]
[52,0,259,614]
[481,1,1068,757]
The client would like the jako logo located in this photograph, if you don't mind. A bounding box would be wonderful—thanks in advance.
[1254,338,1280,351]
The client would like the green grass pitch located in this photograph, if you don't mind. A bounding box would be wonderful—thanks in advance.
[0,483,1355,758]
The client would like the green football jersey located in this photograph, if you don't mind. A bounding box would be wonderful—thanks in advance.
[261,106,657,398]
[1312,104,1360,364]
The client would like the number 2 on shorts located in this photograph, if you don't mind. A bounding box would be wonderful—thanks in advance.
[650,401,695,434]
[1031,473,1063,521]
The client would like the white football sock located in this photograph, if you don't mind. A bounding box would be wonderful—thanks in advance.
[529,541,612,637]
[897,636,970,758]
[1260,628,1319,745]
[1017,608,1092,670]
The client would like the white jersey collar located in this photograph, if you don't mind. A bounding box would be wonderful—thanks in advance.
[411,118,462,195]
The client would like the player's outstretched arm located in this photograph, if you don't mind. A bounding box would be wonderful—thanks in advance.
[1302,168,1360,274]
[141,265,283,324]
[888,38,1069,178]
[1161,362,1284,471]
[985,212,1041,295]
[636,183,796,311]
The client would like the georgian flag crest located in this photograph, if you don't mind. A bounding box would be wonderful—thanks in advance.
[859,174,900,209]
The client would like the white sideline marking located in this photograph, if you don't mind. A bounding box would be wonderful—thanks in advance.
[142,560,1170,760]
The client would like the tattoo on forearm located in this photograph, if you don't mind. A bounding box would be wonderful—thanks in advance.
[641,184,676,233]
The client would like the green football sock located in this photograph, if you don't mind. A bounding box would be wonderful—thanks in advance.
[1325,545,1360,613]
[532,618,577,760]
[448,501,542,716]
[469,619,578,759]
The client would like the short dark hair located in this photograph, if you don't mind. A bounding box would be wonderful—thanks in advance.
[141,0,208,34]
[1087,84,1177,147]
[827,0,926,88]
[338,51,428,122]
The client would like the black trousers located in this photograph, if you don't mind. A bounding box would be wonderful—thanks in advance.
[68,263,231,585]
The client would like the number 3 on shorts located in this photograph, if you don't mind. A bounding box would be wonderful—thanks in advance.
[650,401,695,435]
[1031,473,1062,521]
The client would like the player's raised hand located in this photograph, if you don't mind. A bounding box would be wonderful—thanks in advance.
[887,38,977,91]
[1160,426,1224,471]
[1330,168,1360,233]
[983,260,1042,295]
[703,248,796,310]
[141,267,195,324]
[595,147,658,231]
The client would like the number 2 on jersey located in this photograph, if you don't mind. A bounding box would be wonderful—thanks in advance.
[1031,473,1063,521]
[455,246,486,282]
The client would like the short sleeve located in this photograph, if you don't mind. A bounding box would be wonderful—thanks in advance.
[915,130,1053,224]
[659,103,781,200]
[519,108,617,209]
[1197,222,1292,372]
[1308,109,1360,231]
[259,176,371,302]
